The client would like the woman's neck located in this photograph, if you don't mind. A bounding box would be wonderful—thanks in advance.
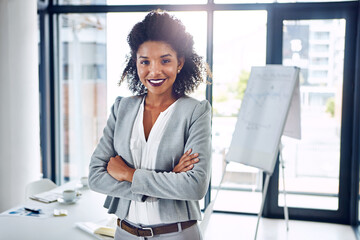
[145,92,177,108]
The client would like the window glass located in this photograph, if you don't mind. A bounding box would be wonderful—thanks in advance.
[106,12,145,110]
[174,11,207,101]
[212,10,267,213]
[58,13,107,182]
[279,19,345,210]
[214,0,274,3]
[58,0,206,5]
[215,0,352,3]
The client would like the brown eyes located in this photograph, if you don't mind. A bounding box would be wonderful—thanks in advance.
[139,59,171,65]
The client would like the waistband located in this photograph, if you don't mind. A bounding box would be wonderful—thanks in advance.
[117,218,197,237]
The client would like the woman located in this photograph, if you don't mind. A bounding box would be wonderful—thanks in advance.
[89,9,211,240]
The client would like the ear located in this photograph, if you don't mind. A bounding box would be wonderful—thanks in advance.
[177,57,185,71]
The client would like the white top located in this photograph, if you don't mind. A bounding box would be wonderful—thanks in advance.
[126,97,178,225]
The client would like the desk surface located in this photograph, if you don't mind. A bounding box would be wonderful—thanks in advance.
[0,181,110,240]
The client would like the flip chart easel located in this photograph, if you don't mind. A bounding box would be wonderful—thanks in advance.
[210,65,300,239]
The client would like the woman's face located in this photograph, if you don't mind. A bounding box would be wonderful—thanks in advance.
[136,41,184,98]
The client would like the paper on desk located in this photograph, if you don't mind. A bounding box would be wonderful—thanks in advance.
[0,204,54,218]
[29,191,62,203]
[76,216,116,240]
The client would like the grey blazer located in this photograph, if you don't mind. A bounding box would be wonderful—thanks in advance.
[88,94,212,223]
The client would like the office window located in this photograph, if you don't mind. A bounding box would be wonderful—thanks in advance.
[211,10,267,213]
[310,57,329,65]
[280,19,345,210]
[215,0,352,3]
[58,13,107,182]
[215,0,274,3]
[58,11,207,183]
[311,44,329,53]
[58,0,206,5]
[312,31,330,40]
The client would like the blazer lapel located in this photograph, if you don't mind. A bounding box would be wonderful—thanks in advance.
[156,97,186,170]
[115,95,143,166]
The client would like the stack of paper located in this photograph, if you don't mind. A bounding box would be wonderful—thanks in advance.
[76,220,116,240]
[29,191,62,203]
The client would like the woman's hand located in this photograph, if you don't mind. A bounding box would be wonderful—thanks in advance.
[107,155,135,182]
[172,149,199,173]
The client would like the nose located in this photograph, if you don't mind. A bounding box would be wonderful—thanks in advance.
[149,62,162,76]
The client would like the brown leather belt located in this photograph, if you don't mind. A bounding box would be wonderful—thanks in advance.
[117,218,197,237]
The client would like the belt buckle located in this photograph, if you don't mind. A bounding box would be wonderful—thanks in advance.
[141,227,154,237]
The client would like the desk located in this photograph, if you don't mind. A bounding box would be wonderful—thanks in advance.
[0,181,110,240]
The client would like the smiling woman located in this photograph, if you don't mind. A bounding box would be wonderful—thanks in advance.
[119,10,207,99]
[88,9,211,240]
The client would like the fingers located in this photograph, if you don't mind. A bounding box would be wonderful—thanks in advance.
[180,149,198,163]
[181,157,199,169]
[176,159,198,173]
[179,148,192,162]
[179,153,199,167]
[173,149,200,173]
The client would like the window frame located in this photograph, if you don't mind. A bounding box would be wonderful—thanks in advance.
[261,2,359,225]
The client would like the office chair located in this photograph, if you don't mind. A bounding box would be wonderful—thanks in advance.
[25,178,57,199]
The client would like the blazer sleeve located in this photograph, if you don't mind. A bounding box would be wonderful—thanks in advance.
[130,100,212,201]
[88,97,145,202]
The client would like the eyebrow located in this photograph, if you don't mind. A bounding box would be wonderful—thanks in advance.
[160,54,172,58]
[138,53,173,59]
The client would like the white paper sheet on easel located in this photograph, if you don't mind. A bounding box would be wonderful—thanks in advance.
[226,65,300,174]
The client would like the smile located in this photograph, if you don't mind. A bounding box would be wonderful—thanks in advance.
[148,78,166,87]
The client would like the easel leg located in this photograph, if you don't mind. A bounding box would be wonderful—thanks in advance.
[254,173,270,240]
[200,162,228,235]
[280,153,289,231]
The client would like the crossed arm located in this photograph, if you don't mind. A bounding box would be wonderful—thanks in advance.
[89,97,211,201]
[107,148,200,183]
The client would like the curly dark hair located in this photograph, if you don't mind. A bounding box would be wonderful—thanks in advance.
[119,9,209,98]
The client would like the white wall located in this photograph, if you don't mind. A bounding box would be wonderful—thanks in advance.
[0,0,40,212]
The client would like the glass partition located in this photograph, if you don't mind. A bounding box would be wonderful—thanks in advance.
[214,0,352,3]
[58,0,206,5]
[58,13,107,182]
[279,19,345,210]
[211,10,267,213]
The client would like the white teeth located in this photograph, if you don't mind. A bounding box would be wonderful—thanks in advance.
[149,79,165,83]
